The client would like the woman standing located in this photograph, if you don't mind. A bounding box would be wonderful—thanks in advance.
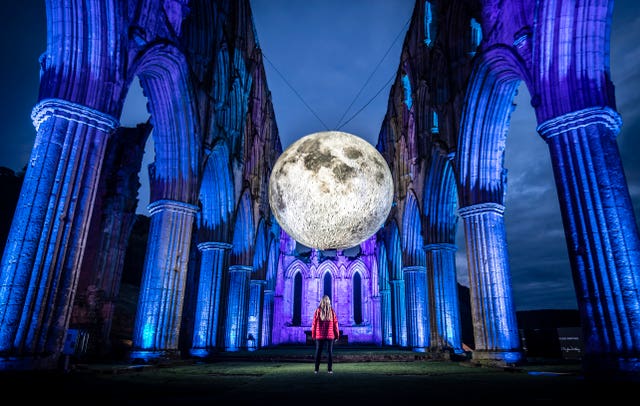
[311,295,340,374]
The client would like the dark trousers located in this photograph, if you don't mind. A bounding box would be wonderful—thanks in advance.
[314,339,334,371]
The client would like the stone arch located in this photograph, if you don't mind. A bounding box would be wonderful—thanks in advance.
[384,220,403,281]
[401,190,426,267]
[198,141,234,242]
[130,43,200,205]
[456,45,528,206]
[260,237,280,347]
[530,1,640,377]
[422,147,463,354]
[230,188,255,265]
[252,219,268,279]
[532,0,615,121]
[285,259,311,280]
[423,147,458,244]
[345,259,370,279]
[348,260,370,326]
[316,261,340,281]
[265,233,280,291]
[454,45,528,365]
[128,44,203,360]
[383,219,407,346]
[376,241,393,346]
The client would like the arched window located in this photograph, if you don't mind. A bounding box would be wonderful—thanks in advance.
[323,272,332,300]
[353,272,362,325]
[292,272,302,326]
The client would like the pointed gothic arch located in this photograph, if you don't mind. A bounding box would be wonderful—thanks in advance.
[198,141,234,242]
[131,43,200,204]
[455,45,529,364]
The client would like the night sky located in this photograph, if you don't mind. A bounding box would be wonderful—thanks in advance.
[1,1,638,311]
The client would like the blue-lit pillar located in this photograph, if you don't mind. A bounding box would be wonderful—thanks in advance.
[371,295,382,345]
[224,265,252,351]
[425,243,463,354]
[260,288,274,347]
[0,99,117,370]
[380,288,393,346]
[130,199,198,361]
[190,242,231,358]
[537,107,640,378]
[404,266,428,352]
[390,279,408,347]
[459,203,522,365]
[247,279,265,351]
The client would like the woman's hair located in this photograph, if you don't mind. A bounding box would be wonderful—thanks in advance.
[318,295,332,321]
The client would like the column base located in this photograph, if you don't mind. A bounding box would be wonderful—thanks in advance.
[189,348,219,359]
[0,354,59,371]
[470,350,522,366]
[129,349,181,363]
[583,355,640,382]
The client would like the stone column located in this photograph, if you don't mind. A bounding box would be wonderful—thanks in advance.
[390,279,407,347]
[130,199,198,361]
[0,99,117,370]
[537,107,640,378]
[380,288,393,346]
[190,242,231,358]
[459,203,522,365]
[425,243,463,355]
[72,125,148,358]
[224,265,252,351]
[247,279,265,351]
[260,289,274,347]
[403,266,428,352]
[371,295,382,345]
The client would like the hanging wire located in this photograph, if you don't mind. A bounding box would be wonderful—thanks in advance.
[263,53,330,131]
[336,69,397,131]
[334,15,411,130]
[261,13,411,133]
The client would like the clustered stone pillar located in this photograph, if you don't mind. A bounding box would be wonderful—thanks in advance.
[260,288,274,347]
[380,288,393,345]
[0,99,118,370]
[425,243,463,355]
[247,279,265,351]
[130,199,198,361]
[190,241,231,358]
[390,279,408,347]
[224,264,253,351]
[459,203,522,365]
[537,106,640,378]
[403,266,429,352]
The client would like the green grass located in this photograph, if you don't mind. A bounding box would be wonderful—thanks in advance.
[2,353,636,405]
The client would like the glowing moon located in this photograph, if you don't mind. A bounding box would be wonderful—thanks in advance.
[268,131,394,250]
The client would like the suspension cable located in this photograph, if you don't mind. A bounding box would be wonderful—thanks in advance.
[334,15,411,130]
[263,53,330,131]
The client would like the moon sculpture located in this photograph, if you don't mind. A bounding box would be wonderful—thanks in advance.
[268,131,394,250]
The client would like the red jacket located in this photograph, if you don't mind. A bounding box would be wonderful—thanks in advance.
[311,307,339,340]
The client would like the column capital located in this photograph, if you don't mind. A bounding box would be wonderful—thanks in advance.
[458,202,504,219]
[536,106,622,141]
[424,243,457,252]
[148,199,199,216]
[197,241,232,251]
[229,264,253,273]
[402,265,426,273]
[31,98,119,133]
